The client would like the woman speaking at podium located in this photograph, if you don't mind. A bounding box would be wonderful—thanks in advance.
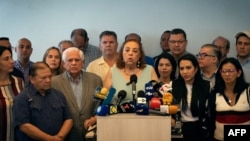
[104,39,158,105]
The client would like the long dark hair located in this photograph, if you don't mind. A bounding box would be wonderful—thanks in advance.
[214,57,248,95]
[154,53,176,80]
[173,54,210,117]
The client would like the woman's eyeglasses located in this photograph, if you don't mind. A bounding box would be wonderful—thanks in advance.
[220,69,236,74]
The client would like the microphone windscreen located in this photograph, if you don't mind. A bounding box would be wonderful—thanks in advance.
[130,74,137,83]
[145,82,154,101]
[137,90,145,97]
[169,105,178,114]
[162,92,173,105]
[95,87,108,100]
[102,87,116,105]
[149,97,161,110]
[118,102,134,113]
[118,90,127,99]
[137,90,146,105]
[108,104,118,115]
[159,83,172,95]
[153,82,164,97]
[135,104,149,115]
[96,105,109,116]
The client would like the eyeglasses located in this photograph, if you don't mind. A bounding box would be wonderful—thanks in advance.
[220,69,236,74]
[168,40,186,44]
[196,53,215,59]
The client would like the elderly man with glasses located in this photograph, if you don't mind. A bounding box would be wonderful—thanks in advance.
[197,44,221,89]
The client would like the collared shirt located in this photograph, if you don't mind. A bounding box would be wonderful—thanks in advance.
[14,60,33,87]
[201,70,217,89]
[14,84,71,138]
[81,44,102,70]
[86,56,113,82]
[237,57,250,84]
[66,71,83,108]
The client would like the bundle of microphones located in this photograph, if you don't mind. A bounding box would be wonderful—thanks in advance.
[92,74,178,117]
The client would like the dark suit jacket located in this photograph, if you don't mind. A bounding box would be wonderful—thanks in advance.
[51,71,102,141]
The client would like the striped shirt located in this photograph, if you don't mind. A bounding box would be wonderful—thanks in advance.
[0,76,24,141]
[81,44,102,70]
[214,89,250,140]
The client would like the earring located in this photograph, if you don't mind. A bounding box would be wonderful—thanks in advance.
[137,61,141,68]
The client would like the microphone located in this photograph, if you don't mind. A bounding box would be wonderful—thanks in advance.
[149,97,161,110]
[127,74,137,95]
[116,90,127,106]
[98,87,117,115]
[119,101,135,113]
[162,91,173,105]
[136,90,147,105]
[102,87,116,105]
[135,90,149,115]
[92,86,109,115]
[149,109,169,116]
[159,83,173,97]
[110,90,127,114]
[145,81,155,101]
[127,74,137,106]
[96,105,109,116]
[153,82,164,97]
[113,90,127,113]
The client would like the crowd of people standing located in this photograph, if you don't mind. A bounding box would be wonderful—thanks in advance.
[0,27,249,141]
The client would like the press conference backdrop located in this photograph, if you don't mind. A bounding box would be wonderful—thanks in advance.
[0,0,249,62]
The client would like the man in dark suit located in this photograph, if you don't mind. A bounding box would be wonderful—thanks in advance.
[51,47,102,141]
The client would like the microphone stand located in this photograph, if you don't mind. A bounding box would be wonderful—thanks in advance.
[127,74,137,113]
[132,81,136,110]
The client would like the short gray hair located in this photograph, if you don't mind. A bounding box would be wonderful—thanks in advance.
[62,47,84,62]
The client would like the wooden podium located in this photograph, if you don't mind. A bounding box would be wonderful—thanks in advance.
[96,113,171,141]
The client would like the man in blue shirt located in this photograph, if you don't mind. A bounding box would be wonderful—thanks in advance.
[14,38,34,87]
[71,28,102,70]
[14,62,73,141]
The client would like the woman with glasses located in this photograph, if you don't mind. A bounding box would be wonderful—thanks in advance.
[172,53,210,141]
[209,57,250,141]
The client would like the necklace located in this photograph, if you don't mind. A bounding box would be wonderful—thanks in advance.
[225,93,236,105]
[123,68,139,76]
